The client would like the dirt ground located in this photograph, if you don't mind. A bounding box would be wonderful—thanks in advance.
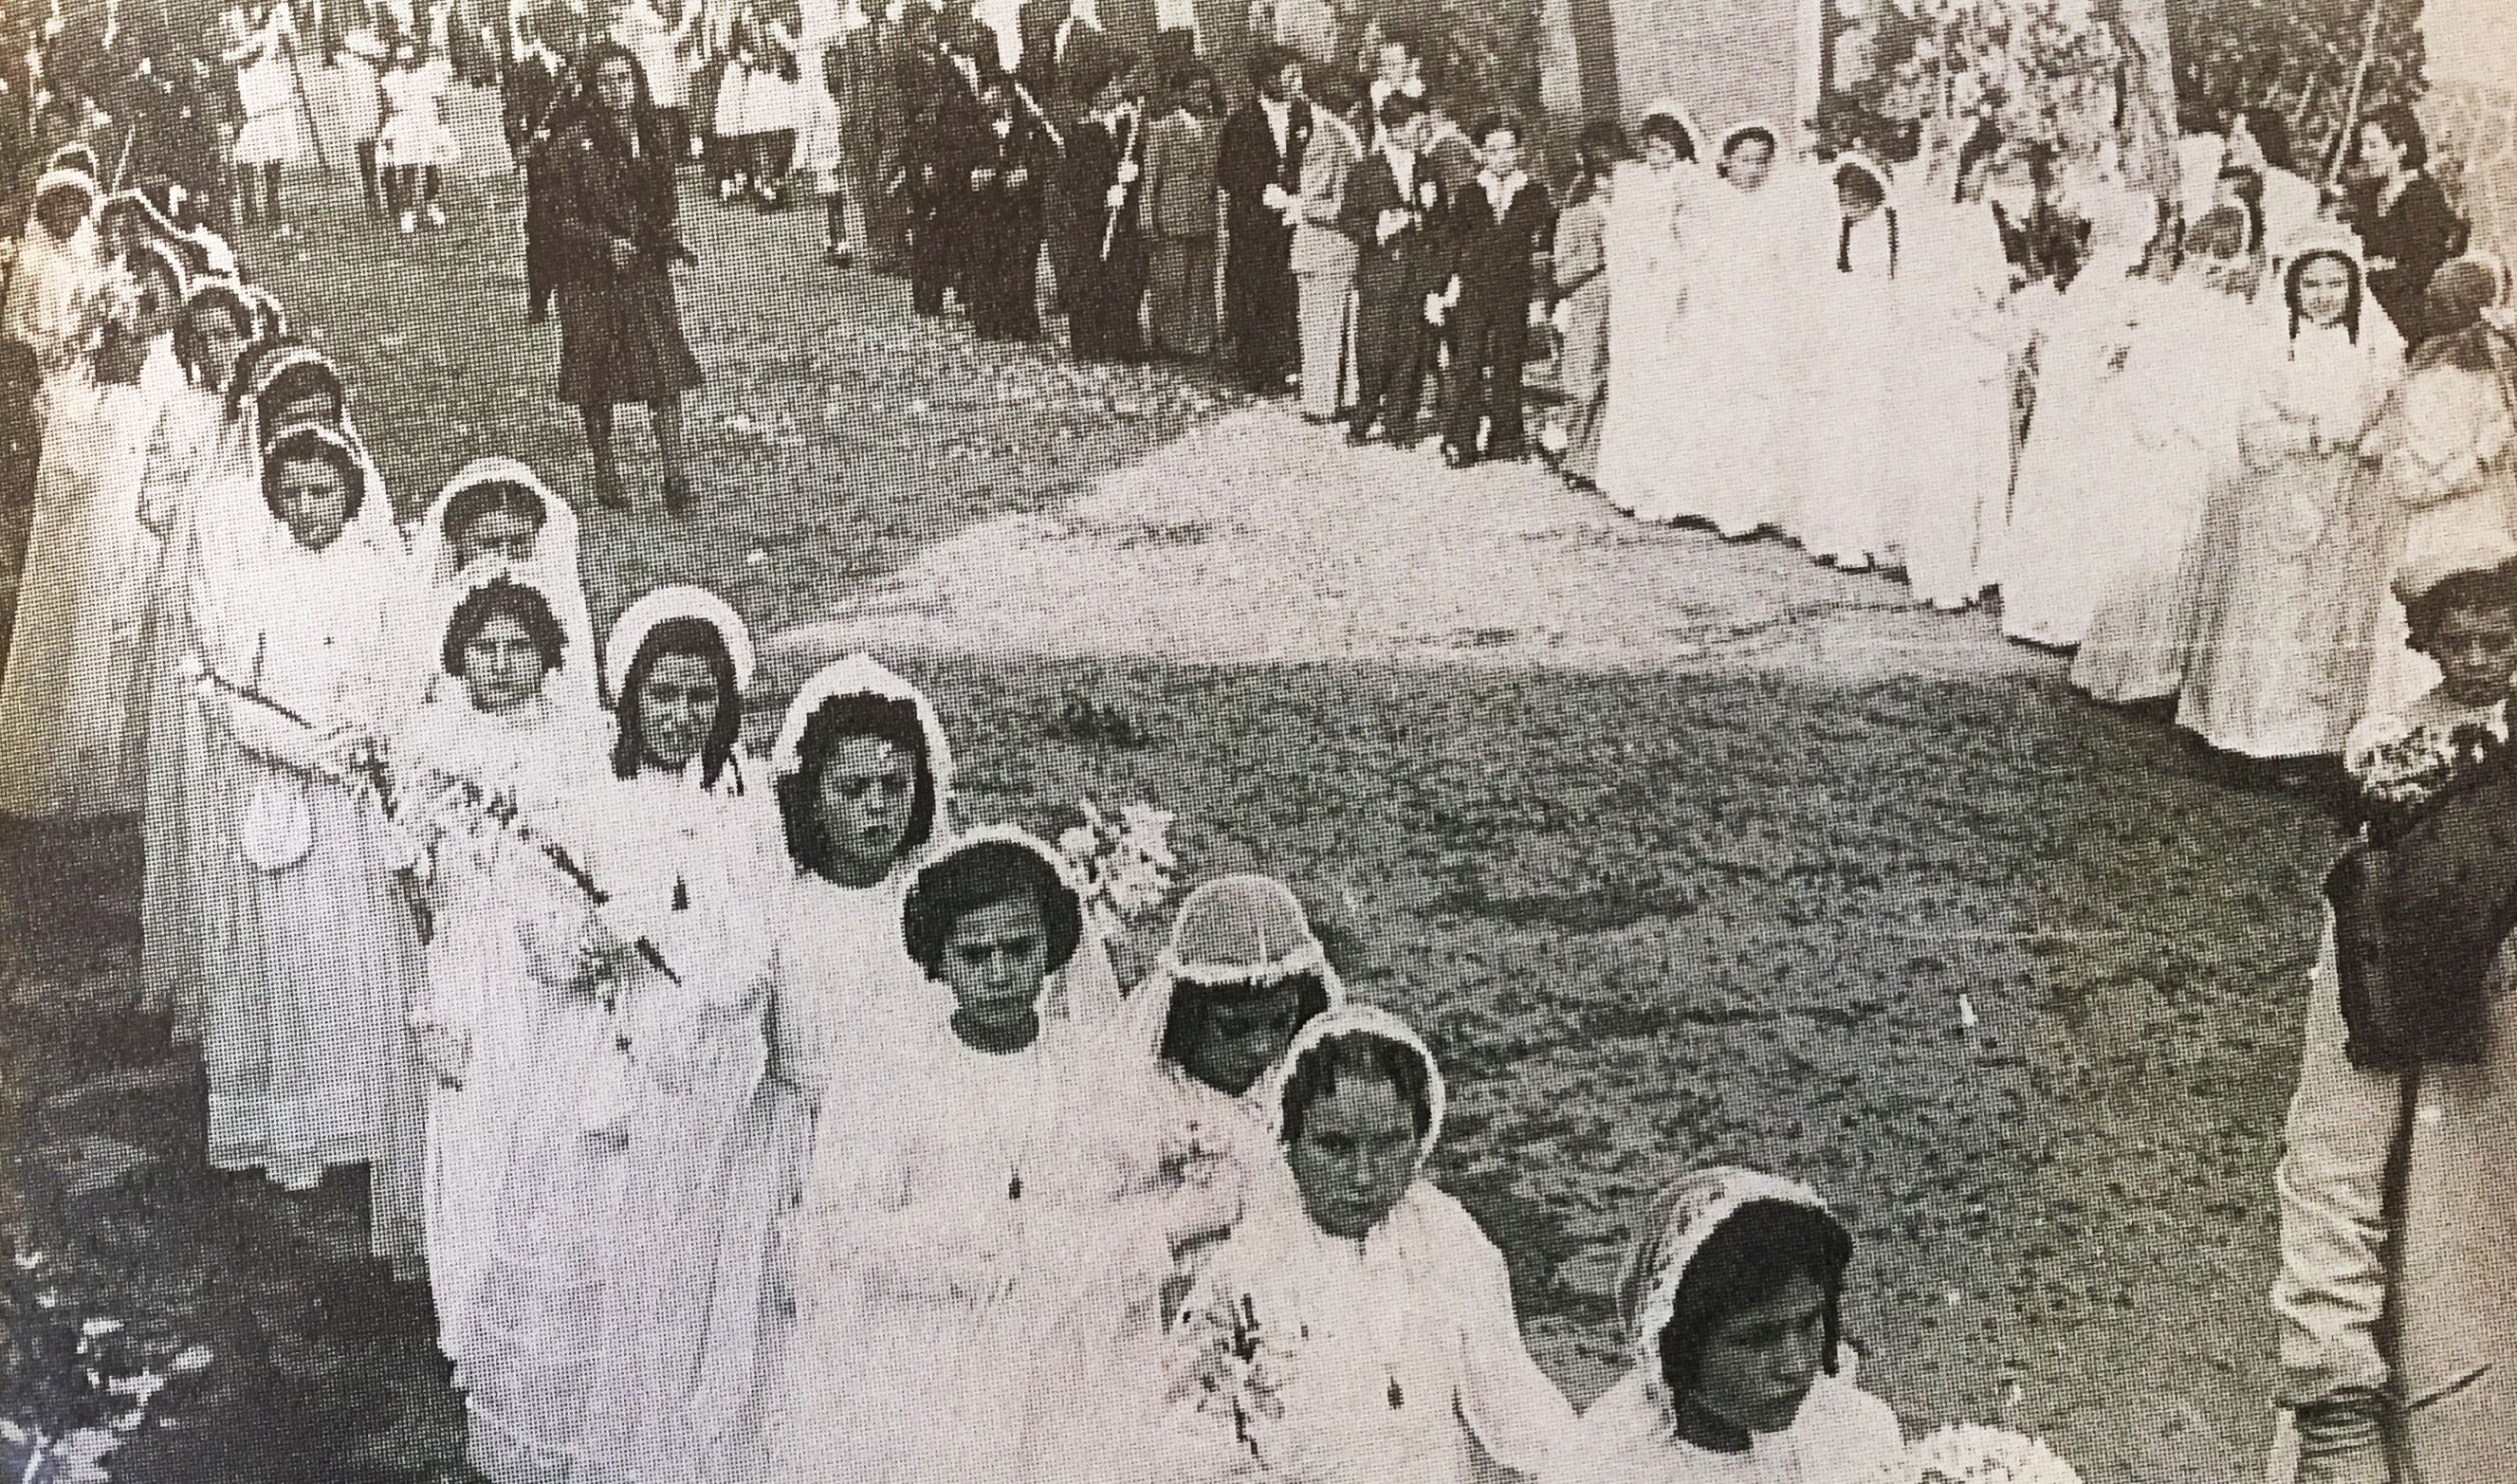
[0,127,2340,1482]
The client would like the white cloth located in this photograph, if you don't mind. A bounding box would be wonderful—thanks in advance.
[1656,168,1809,538]
[232,3,313,166]
[1896,195,2014,611]
[403,465,597,711]
[376,62,461,168]
[2001,269,2157,644]
[1795,200,1904,567]
[1544,1372,1902,1484]
[2363,360,2517,721]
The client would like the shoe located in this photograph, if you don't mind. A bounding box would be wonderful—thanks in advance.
[1485,442,1528,464]
[662,475,693,514]
[399,211,417,234]
[1390,433,1421,451]
[1442,444,1476,469]
[828,240,855,266]
[1344,424,1371,447]
[427,204,448,229]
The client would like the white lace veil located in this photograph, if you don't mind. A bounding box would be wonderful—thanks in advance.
[407,456,597,708]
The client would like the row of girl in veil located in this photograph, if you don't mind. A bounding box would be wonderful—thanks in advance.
[0,167,1917,1481]
[1573,103,2517,774]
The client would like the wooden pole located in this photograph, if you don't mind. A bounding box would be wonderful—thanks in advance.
[2321,0,2385,189]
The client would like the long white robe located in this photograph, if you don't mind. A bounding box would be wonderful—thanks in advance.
[2362,360,2517,722]
[1595,160,1699,524]
[1795,205,1903,569]
[1897,195,2015,610]
[1663,172,1810,539]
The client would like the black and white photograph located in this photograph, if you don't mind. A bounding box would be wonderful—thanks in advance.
[0,0,2512,1479]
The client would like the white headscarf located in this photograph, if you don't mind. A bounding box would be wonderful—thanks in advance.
[408,456,596,708]
[605,581,758,702]
[770,651,960,876]
[240,345,400,550]
[1258,1003,1446,1174]
[901,822,1127,1036]
[1612,1166,1840,1405]
[1124,872,1350,1061]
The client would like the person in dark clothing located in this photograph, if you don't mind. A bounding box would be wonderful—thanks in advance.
[548,41,704,513]
[1339,89,1443,448]
[955,69,1051,339]
[900,21,965,316]
[1059,52,1148,361]
[1215,46,1310,393]
[2348,103,2467,346]
[1434,112,1552,467]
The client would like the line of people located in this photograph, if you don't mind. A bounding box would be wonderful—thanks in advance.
[3,131,1937,1484]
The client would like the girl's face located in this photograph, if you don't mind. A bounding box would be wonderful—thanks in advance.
[595,54,638,116]
[635,651,721,773]
[2197,249,2259,300]
[1725,137,1774,191]
[1179,984,1306,1096]
[1642,135,1679,171]
[34,192,86,243]
[2298,257,2353,327]
[936,893,1050,1038]
[1672,1271,1830,1445]
[196,311,250,390]
[813,734,919,886]
[2425,605,2517,708]
[461,614,550,714]
[136,268,182,341]
[273,457,350,551]
[452,504,541,568]
[1287,1067,1419,1238]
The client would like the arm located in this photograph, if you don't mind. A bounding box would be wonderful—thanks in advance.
[1455,1219,1578,1478]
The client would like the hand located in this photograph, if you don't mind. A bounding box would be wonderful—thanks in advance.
[1259,183,1292,211]
[578,913,632,977]
[1545,300,1567,334]
[1423,292,1446,326]
[608,235,638,267]
[411,1017,471,1087]
[1106,184,1128,209]
[1375,208,1407,245]
[1116,159,1140,186]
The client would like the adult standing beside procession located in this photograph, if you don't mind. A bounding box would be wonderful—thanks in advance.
[1434,112,1552,469]
[548,41,705,513]
[1288,67,1360,425]
[2348,104,2462,346]
[1139,66,1222,358]
[1340,88,1442,449]
[1216,46,1310,394]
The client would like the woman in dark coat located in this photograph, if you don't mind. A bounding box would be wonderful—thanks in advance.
[549,40,706,514]
[2349,104,2466,346]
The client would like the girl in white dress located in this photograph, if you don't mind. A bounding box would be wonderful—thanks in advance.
[714,0,805,209]
[393,564,608,1378]
[2071,207,2265,704]
[428,571,657,1484]
[225,1,310,231]
[193,421,428,1255]
[766,828,1183,1484]
[1542,1167,1903,1484]
[689,652,961,1482]
[1795,155,1903,572]
[377,36,463,232]
[3,169,103,440]
[138,281,260,1034]
[1167,1005,1578,1484]
[1895,133,2014,613]
[573,587,788,1484]
[1662,120,1806,540]
[1998,184,2161,645]
[2177,239,2407,761]
[791,0,859,260]
[405,457,597,710]
[1595,105,1702,525]
[1122,874,1349,1311]
[2361,260,2517,722]
[0,238,171,820]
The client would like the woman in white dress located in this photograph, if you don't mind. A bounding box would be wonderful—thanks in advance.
[3,169,103,449]
[1998,180,2161,645]
[1121,874,1348,1310]
[1542,1167,1903,1484]
[193,420,428,1256]
[688,652,961,1482]
[1661,120,1806,540]
[791,0,860,260]
[1795,155,1904,572]
[377,36,464,232]
[1595,104,1702,525]
[1167,1005,1578,1484]
[392,563,609,1379]
[573,587,788,1484]
[765,828,1184,1484]
[2071,206,2265,704]
[2177,238,2407,761]
[0,236,173,820]
[138,280,261,1033]
[2361,260,2517,722]
[405,457,597,710]
[225,0,311,230]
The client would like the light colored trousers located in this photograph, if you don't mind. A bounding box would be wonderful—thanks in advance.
[1296,270,1355,420]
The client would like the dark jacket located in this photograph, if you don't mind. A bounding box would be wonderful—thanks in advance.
[546,107,690,286]
[1441,174,1555,313]
[1215,95,1312,247]
[1339,145,1445,297]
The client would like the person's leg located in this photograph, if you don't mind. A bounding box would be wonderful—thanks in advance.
[1295,273,1338,420]
[1387,317,1427,448]
[358,139,381,216]
[235,163,259,225]
[652,395,690,511]
[424,165,446,225]
[1488,318,1529,457]
[583,403,627,507]
[264,162,283,227]
[1349,284,1390,440]
[1441,304,1485,457]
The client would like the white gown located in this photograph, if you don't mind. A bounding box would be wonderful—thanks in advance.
[1542,1372,1902,1484]
[1795,204,1904,569]
[1897,195,2014,610]
[2362,359,2517,722]
[1664,171,1810,539]
[1595,160,1699,523]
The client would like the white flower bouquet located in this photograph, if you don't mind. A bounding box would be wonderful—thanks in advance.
[1056,799,1183,985]
[1882,1424,2087,1484]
